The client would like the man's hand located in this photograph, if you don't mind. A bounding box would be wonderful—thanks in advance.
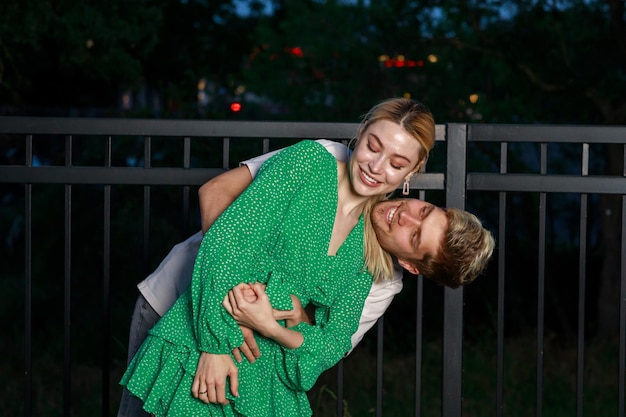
[192,352,239,404]
[273,294,312,328]
[231,325,261,364]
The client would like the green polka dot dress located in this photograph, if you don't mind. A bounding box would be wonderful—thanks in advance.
[121,140,373,417]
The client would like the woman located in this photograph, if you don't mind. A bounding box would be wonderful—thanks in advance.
[120,98,435,417]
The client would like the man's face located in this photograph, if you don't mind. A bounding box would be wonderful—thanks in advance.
[371,198,448,273]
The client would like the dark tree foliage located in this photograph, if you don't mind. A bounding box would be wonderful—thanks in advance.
[1,0,624,350]
[0,0,162,113]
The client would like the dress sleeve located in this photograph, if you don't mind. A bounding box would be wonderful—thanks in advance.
[191,140,333,354]
[274,270,372,391]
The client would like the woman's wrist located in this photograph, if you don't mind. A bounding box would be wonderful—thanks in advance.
[261,320,284,339]
[264,322,304,349]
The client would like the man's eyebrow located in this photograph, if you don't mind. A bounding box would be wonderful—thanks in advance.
[414,206,435,249]
[422,204,434,218]
[413,226,422,250]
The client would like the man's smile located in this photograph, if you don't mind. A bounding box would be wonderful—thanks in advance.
[386,206,398,227]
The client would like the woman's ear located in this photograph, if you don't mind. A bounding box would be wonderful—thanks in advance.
[417,153,429,173]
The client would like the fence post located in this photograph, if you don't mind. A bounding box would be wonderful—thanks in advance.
[442,123,468,417]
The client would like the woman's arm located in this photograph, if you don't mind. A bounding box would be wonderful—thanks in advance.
[275,271,372,391]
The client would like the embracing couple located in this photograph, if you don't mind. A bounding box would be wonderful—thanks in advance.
[118,98,495,417]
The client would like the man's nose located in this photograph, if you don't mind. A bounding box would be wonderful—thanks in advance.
[398,209,420,226]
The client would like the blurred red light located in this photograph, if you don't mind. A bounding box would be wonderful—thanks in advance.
[230,103,242,112]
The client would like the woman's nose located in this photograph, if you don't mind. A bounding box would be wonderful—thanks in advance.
[368,156,384,173]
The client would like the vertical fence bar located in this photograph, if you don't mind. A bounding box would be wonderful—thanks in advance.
[496,142,508,417]
[576,143,589,417]
[376,316,384,417]
[222,138,230,170]
[143,137,152,276]
[183,137,191,235]
[24,134,33,417]
[102,136,112,417]
[63,135,73,417]
[536,143,547,417]
[618,145,626,417]
[442,124,467,417]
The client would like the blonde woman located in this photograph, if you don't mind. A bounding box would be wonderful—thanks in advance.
[121,98,435,417]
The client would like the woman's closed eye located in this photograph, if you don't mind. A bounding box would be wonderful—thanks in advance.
[367,139,380,153]
[390,160,406,170]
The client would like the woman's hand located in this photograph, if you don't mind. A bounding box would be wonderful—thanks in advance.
[223,283,278,338]
[223,283,262,363]
[192,352,239,404]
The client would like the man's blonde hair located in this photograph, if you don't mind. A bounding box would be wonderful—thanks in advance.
[414,208,495,288]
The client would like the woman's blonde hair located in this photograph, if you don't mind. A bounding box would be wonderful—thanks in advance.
[355,98,436,282]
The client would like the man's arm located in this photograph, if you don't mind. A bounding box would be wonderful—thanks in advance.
[347,271,403,354]
[199,165,253,234]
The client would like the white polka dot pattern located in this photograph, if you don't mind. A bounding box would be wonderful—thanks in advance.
[120,140,373,417]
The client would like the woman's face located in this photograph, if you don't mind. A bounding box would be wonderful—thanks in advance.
[350,119,423,197]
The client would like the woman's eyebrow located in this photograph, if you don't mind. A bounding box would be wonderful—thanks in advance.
[370,133,413,163]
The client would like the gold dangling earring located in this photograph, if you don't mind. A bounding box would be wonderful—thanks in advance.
[402,177,410,195]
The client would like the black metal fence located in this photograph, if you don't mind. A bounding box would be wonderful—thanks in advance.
[0,118,624,417]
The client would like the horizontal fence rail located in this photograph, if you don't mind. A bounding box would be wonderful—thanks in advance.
[0,118,624,417]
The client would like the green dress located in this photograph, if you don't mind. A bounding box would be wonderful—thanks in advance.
[120,140,373,417]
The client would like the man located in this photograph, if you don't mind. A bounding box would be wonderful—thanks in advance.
[117,140,494,417]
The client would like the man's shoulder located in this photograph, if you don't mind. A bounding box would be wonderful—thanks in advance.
[314,139,350,162]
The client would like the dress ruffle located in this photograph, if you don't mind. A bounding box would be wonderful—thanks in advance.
[120,335,238,417]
